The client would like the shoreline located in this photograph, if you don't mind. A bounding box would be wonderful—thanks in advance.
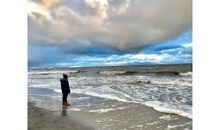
[28,101,192,130]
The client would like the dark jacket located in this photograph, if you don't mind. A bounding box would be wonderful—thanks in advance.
[60,78,70,94]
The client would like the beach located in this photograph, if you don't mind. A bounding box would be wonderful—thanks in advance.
[28,64,192,130]
[28,101,191,130]
[28,102,94,130]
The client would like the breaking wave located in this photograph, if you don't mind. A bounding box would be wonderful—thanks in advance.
[99,70,137,75]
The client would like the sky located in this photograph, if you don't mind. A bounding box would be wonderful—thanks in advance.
[28,0,192,68]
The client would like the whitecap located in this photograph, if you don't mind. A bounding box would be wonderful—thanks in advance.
[179,72,192,76]
[145,101,192,119]
[99,71,128,75]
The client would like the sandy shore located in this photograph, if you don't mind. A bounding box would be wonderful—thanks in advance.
[28,102,94,130]
[28,101,192,130]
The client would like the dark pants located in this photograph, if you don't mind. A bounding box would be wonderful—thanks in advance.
[62,93,68,104]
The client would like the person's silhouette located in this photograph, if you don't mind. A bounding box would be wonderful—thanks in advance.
[60,74,71,106]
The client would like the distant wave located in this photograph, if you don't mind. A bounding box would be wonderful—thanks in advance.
[154,71,180,76]
[150,78,192,87]
[99,70,191,76]
[28,70,79,75]
[179,72,192,76]
[128,80,151,84]
[69,70,80,74]
[99,70,137,75]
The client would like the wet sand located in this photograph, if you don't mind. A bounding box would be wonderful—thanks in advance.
[28,101,192,130]
[28,102,94,130]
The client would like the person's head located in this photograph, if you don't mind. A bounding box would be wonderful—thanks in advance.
[63,74,68,79]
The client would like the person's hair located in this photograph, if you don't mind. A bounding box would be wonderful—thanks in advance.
[63,74,68,78]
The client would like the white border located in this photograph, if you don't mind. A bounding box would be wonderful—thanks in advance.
[0,0,27,129]
[193,0,220,129]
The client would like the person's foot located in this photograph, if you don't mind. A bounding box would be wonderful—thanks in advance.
[63,102,70,106]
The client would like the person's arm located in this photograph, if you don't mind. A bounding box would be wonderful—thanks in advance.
[67,81,71,94]
[60,78,65,81]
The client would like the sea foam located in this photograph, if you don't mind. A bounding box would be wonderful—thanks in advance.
[145,101,192,119]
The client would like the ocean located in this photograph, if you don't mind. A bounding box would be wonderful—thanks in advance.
[28,64,192,130]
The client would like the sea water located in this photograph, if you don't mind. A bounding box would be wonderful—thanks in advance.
[28,64,192,129]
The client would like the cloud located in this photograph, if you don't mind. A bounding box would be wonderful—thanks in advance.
[28,50,192,67]
[28,44,66,65]
[28,51,173,67]
[181,43,192,48]
[130,54,169,63]
[28,0,192,52]
[28,30,192,67]
[140,31,192,53]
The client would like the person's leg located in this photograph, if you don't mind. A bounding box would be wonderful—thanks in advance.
[66,94,70,105]
[62,93,67,105]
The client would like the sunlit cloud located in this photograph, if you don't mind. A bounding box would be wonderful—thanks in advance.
[42,0,59,8]
[28,0,192,51]
[28,1,51,19]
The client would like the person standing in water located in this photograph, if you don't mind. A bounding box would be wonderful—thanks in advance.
[60,74,71,106]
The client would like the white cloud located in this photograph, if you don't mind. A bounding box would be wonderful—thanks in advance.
[130,53,170,63]
[28,0,192,51]
[181,43,192,48]
[103,61,128,66]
